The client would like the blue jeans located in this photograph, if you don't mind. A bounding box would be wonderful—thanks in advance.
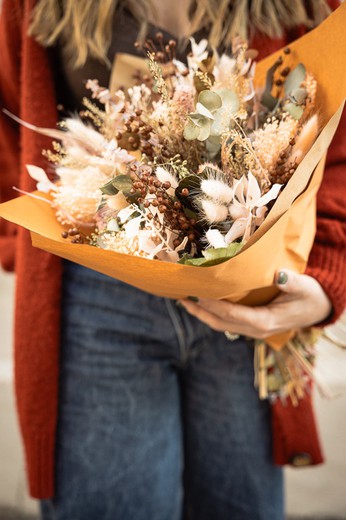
[40,262,283,520]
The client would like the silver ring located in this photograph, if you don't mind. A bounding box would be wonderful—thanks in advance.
[224,331,240,341]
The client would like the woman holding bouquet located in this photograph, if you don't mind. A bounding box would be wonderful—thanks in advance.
[0,0,345,519]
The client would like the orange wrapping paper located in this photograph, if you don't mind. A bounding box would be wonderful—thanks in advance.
[1,4,345,350]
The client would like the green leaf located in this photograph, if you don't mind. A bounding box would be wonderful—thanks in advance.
[289,87,308,105]
[261,91,278,111]
[100,178,119,196]
[202,243,243,261]
[176,174,203,210]
[178,242,243,267]
[284,63,306,95]
[261,61,279,108]
[101,175,139,203]
[283,102,304,120]
[183,207,199,220]
[184,122,200,140]
[188,113,204,125]
[198,90,222,111]
[111,175,133,194]
[178,254,213,266]
[176,174,203,193]
[197,119,213,141]
[206,136,221,157]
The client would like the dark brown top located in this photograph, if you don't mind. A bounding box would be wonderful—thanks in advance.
[56,6,206,110]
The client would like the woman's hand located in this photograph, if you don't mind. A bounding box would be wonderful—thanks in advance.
[178,269,332,339]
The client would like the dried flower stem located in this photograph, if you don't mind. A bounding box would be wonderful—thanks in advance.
[231,116,270,184]
[147,52,170,103]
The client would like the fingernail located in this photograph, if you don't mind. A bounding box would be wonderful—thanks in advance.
[187,296,199,302]
[277,271,288,285]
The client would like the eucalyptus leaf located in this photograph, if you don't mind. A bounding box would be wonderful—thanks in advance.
[284,63,306,95]
[111,175,134,194]
[198,90,222,111]
[104,175,140,203]
[206,136,221,157]
[202,242,243,261]
[261,61,279,108]
[283,102,304,120]
[184,122,200,140]
[100,178,119,196]
[178,242,243,267]
[196,102,214,120]
[289,87,308,105]
[188,113,204,125]
[197,119,213,141]
[261,91,278,111]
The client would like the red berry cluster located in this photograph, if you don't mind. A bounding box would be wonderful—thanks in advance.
[61,227,87,244]
[129,163,198,247]
[116,108,154,157]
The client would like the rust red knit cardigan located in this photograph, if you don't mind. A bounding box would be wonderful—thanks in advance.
[0,0,345,499]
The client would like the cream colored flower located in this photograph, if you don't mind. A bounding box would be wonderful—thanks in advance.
[187,38,209,71]
[226,172,282,243]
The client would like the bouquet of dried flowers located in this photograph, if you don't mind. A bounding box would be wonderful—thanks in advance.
[2,7,345,403]
[20,36,319,270]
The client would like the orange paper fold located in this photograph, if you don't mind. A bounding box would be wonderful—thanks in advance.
[1,4,346,350]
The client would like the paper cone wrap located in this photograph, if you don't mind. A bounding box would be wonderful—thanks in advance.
[1,4,346,350]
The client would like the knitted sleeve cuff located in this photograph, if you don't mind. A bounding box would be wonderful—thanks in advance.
[305,242,346,326]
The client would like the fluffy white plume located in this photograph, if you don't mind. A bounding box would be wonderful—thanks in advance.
[64,117,108,152]
[53,165,113,224]
[205,229,227,248]
[201,199,228,223]
[200,178,233,203]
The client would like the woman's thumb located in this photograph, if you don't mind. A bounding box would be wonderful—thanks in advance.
[274,269,304,294]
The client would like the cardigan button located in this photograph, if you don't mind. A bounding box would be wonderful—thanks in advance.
[290,453,313,467]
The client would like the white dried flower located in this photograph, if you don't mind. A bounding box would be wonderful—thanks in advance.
[26,165,58,193]
[188,38,209,71]
[64,117,107,152]
[200,178,233,204]
[225,172,282,243]
[205,228,227,248]
[201,199,229,223]
[53,165,111,224]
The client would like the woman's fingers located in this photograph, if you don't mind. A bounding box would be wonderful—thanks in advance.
[178,271,333,337]
[179,299,274,338]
